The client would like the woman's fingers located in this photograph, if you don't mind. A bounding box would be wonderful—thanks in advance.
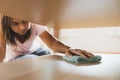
[68,49,94,58]
[81,50,94,58]
[69,49,81,55]
[69,49,89,58]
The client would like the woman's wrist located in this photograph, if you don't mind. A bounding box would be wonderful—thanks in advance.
[64,47,72,54]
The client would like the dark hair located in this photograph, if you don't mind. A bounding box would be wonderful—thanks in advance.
[1,16,31,45]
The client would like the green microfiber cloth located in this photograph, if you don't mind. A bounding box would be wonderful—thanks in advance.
[62,55,102,63]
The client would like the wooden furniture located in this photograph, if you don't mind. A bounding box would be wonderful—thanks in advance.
[0,0,120,38]
[0,54,120,80]
[0,0,120,28]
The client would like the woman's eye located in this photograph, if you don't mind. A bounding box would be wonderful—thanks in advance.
[22,21,28,24]
[11,22,19,26]
[11,21,28,26]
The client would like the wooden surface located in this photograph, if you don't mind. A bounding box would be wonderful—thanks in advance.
[0,54,120,80]
[0,0,65,26]
[0,0,120,28]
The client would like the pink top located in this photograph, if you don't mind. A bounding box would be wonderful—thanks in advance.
[5,22,47,61]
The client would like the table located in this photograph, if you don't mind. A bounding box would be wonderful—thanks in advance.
[0,53,120,80]
[0,0,120,28]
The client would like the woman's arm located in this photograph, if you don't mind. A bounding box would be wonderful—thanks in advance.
[39,31,94,58]
[0,26,6,62]
[0,42,6,62]
[39,31,70,54]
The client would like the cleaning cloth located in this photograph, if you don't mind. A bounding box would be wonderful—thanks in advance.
[62,55,102,63]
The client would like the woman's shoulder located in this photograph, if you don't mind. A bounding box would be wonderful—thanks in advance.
[30,22,48,35]
[31,22,47,28]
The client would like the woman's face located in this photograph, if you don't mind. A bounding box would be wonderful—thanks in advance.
[10,18,30,35]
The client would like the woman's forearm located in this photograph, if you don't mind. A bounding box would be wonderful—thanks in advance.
[0,50,5,62]
[0,43,6,62]
[51,40,70,54]
[40,31,71,54]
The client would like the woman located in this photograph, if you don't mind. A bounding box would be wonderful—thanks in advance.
[0,16,94,62]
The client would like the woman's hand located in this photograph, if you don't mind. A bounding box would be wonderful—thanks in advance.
[65,48,94,58]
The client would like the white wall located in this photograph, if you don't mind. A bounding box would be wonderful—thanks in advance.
[59,27,120,53]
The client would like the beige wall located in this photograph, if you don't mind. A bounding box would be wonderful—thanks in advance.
[60,0,120,28]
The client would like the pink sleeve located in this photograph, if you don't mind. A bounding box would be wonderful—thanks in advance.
[34,24,48,35]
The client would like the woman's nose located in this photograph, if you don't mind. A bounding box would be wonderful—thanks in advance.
[19,24,26,30]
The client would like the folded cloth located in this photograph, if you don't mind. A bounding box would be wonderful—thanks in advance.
[62,55,102,63]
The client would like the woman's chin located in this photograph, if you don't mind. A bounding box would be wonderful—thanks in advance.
[19,32,27,35]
